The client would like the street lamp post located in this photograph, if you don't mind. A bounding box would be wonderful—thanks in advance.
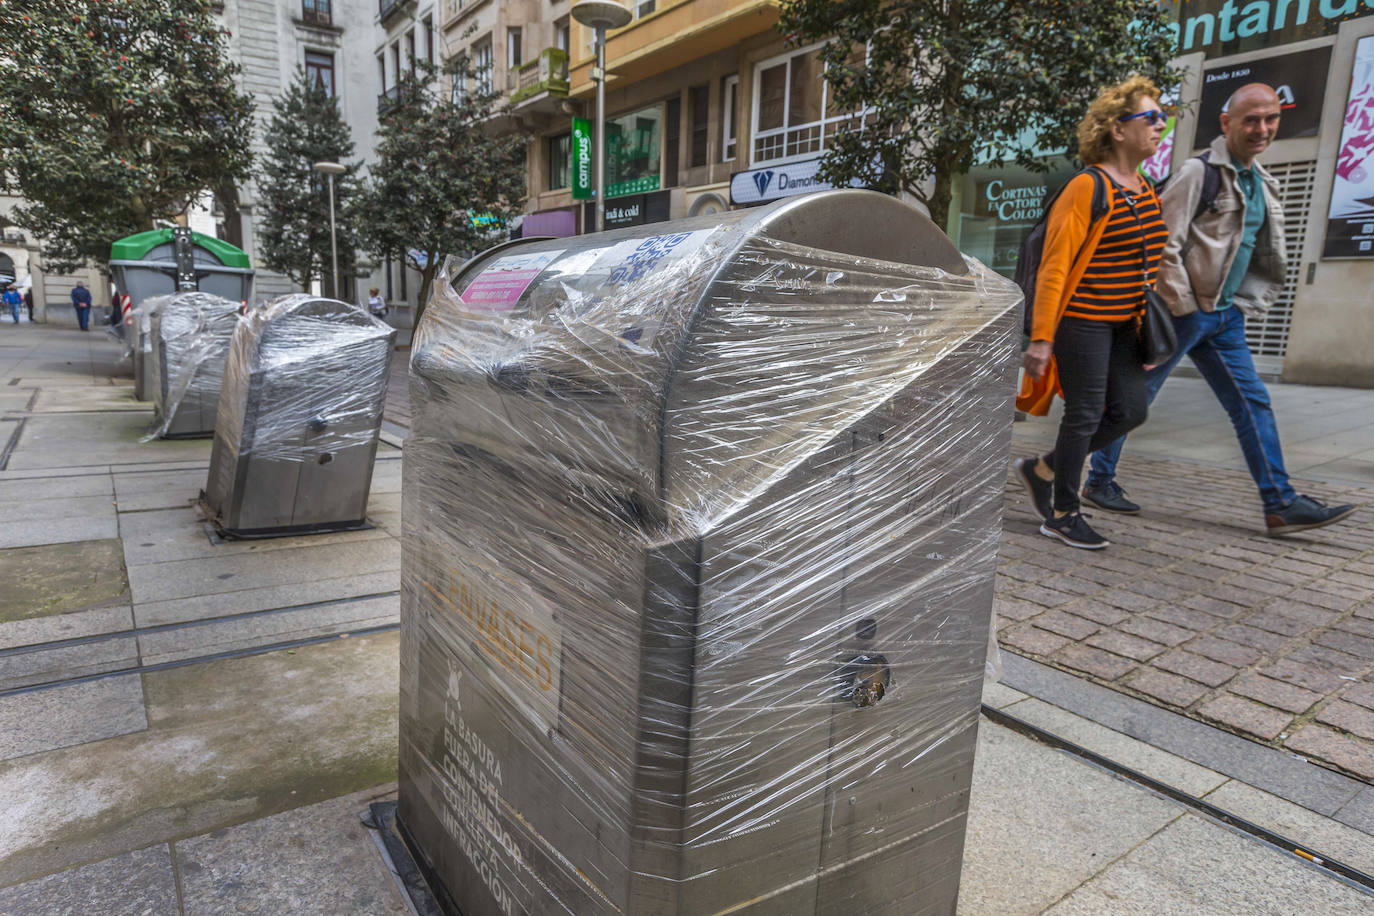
[313,161,347,298]
[571,1,632,233]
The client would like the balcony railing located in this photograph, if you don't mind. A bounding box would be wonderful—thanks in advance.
[507,48,569,105]
[377,85,404,115]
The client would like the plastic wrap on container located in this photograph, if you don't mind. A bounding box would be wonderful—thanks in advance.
[147,291,241,439]
[399,190,1023,916]
[201,294,396,536]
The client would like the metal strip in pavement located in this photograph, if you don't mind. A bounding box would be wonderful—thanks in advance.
[983,703,1374,897]
[0,622,400,701]
[0,417,26,471]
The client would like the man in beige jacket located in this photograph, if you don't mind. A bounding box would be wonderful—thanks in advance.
[1085,83,1355,536]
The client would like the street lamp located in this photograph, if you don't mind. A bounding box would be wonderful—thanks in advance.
[313,160,347,298]
[571,1,632,233]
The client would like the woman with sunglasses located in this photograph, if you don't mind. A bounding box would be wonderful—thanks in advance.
[1015,76,1169,549]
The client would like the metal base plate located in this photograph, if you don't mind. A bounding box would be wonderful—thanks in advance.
[363,801,459,916]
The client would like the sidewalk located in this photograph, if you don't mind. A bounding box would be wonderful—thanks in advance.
[0,322,1370,913]
[1004,376,1374,783]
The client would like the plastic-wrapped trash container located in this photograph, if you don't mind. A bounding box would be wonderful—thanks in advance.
[201,294,396,537]
[129,294,172,402]
[150,292,241,438]
[397,189,1024,915]
[110,227,254,306]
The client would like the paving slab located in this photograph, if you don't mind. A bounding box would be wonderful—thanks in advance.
[174,785,407,916]
[0,843,178,915]
[1001,697,1229,798]
[126,537,401,605]
[1201,779,1374,875]
[6,413,210,471]
[0,603,133,652]
[132,571,401,629]
[137,594,399,666]
[29,387,145,413]
[0,673,147,761]
[0,631,399,887]
[118,506,395,568]
[0,538,128,624]
[0,514,118,549]
[0,473,111,501]
[956,723,1185,915]
[112,468,214,512]
[0,633,140,692]
[0,493,115,524]
[1043,814,1374,914]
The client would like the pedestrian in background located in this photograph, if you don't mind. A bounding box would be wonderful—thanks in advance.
[70,281,92,331]
[22,286,33,322]
[1015,75,1169,549]
[1084,83,1355,536]
[368,286,387,319]
[2,285,20,324]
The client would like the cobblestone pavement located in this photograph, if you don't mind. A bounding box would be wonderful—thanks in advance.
[998,451,1374,783]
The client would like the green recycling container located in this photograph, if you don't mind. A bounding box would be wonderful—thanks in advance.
[110,227,254,307]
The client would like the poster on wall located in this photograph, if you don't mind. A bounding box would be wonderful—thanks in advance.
[1324,36,1374,258]
[1141,115,1177,185]
[1194,47,1331,149]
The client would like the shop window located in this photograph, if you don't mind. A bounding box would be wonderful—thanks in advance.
[663,97,680,188]
[548,133,571,190]
[604,104,663,195]
[751,43,867,166]
[688,84,709,168]
[720,74,738,162]
[305,51,335,96]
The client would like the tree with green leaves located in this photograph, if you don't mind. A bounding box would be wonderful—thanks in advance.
[356,54,526,325]
[257,69,362,295]
[777,0,1180,232]
[0,0,255,272]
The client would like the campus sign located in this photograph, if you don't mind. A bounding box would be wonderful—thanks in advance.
[571,117,593,200]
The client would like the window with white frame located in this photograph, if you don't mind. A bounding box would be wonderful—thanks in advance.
[423,15,433,63]
[555,17,569,52]
[751,43,867,166]
[405,30,416,69]
[473,37,493,95]
[378,54,387,93]
[508,27,522,69]
[634,0,655,17]
[721,74,738,162]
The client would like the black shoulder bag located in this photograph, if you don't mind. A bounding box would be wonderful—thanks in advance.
[1116,181,1177,366]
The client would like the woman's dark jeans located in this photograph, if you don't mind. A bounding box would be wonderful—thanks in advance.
[1048,316,1148,513]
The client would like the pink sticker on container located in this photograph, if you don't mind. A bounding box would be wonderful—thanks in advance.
[460,249,565,309]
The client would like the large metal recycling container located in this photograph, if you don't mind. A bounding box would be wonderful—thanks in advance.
[398,190,1023,915]
[202,294,396,537]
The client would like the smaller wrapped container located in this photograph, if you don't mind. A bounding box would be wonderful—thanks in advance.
[129,294,172,402]
[201,294,396,537]
[150,292,242,439]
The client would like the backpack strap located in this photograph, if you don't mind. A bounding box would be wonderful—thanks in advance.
[1193,150,1221,221]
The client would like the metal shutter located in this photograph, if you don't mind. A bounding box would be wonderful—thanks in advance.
[1247,160,1316,375]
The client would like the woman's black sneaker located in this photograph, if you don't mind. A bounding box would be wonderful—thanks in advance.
[1080,479,1141,514]
[1040,512,1109,549]
[1015,457,1053,520]
[1265,495,1357,537]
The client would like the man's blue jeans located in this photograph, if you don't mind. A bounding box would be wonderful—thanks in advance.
[1087,307,1296,512]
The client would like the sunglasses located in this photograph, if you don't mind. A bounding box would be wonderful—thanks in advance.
[1119,110,1170,126]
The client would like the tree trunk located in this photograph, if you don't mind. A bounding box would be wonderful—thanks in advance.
[928,167,953,235]
[414,260,438,332]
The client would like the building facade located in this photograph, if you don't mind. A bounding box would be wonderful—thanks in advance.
[218,0,392,306]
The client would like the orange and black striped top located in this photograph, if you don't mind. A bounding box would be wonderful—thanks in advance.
[1063,181,1168,322]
